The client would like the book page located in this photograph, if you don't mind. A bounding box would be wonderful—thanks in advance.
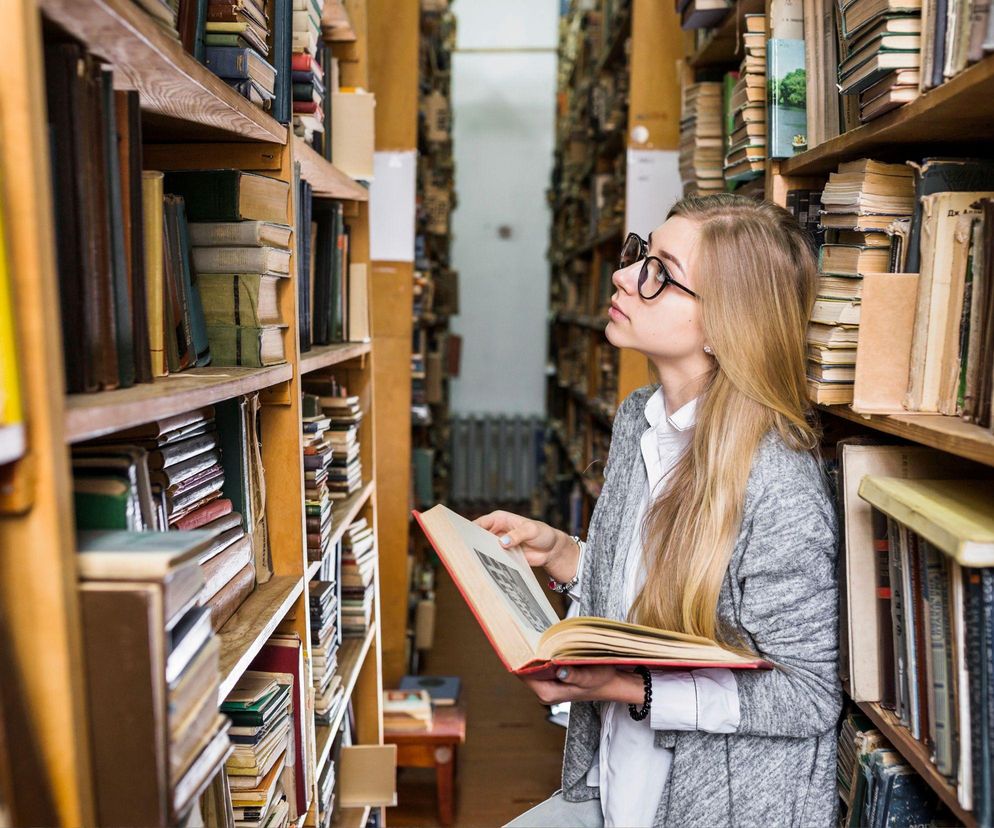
[415,505,560,671]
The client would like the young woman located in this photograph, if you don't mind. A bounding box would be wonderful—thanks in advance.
[478,194,842,828]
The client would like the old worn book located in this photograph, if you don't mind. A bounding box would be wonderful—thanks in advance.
[76,529,215,579]
[414,505,771,677]
[812,296,862,326]
[196,273,282,326]
[142,171,169,377]
[192,245,290,274]
[163,170,290,224]
[205,323,287,367]
[204,560,255,630]
[188,220,292,248]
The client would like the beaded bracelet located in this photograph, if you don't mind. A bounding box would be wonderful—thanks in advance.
[628,666,652,721]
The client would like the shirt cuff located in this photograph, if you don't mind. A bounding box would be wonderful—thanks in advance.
[648,668,741,733]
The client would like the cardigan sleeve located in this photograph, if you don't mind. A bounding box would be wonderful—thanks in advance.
[730,448,843,738]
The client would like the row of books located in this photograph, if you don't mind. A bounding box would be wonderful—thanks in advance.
[836,442,994,820]
[72,398,271,630]
[220,634,312,825]
[802,156,994,428]
[77,530,232,825]
[837,711,953,825]
[311,577,345,726]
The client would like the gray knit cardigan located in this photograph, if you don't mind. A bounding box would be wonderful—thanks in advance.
[561,385,842,827]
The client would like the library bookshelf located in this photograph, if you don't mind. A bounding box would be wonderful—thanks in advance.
[0,1,392,826]
[550,0,994,823]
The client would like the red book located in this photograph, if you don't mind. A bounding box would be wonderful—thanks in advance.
[173,497,233,530]
[291,53,324,80]
[292,101,323,115]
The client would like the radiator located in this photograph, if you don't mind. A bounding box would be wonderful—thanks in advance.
[450,415,544,503]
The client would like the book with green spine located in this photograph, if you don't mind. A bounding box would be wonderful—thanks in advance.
[196,273,281,326]
[205,324,287,367]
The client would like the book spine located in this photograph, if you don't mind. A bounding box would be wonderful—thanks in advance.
[204,46,251,79]
[163,170,242,222]
[888,519,910,728]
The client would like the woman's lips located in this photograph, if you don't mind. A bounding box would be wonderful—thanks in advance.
[609,303,628,321]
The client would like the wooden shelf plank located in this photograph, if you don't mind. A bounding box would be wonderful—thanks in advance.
[690,0,764,67]
[322,0,357,41]
[218,575,303,701]
[65,364,293,443]
[300,342,373,375]
[307,558,321,580]
[38,0,287,143]
[294,137,369,201]
[315,623,378,775]
[856,702,975,826]
[781,55,994,176]
[819,404,994,468]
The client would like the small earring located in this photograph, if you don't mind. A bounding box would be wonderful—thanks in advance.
[703,345,714,355]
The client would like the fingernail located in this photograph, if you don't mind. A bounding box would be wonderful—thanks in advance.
[500,535,511,546]
[556,667,569,681]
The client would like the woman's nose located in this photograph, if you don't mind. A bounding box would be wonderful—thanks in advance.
[612,264,637,293]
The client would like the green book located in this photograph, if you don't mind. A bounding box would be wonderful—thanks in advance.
[205,323,287,368]
[195,273,281,327]
[221,683,290,727]
[204,33,251,48]
[74,477,137,530]
[162,170,290,224]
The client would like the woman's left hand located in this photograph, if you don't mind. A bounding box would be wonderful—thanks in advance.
[521,666,646,705]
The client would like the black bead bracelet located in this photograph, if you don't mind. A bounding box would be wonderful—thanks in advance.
[628,665,652,721]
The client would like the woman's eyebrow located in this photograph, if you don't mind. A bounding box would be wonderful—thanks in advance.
[647,233,684,271]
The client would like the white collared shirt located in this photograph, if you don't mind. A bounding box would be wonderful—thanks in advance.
[572,388,741,827]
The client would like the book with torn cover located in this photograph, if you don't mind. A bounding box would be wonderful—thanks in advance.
[413,504,772,677]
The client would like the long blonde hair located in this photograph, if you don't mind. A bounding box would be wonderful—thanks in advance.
[628,194,819,653]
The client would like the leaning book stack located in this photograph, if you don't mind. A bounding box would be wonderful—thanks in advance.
[164,170,292,368]
[679,81,724,196]
[292,0,326,144]
[310,579,345,725]
[807,159,914,404]
[302,376,364,500]
[341,517,376,637]
[204,0,277,110]
[724,14,768,185]
[77,531,231,826]
[837,0,922,122]
[302,392,336,562]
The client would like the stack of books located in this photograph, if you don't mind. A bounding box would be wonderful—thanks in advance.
[316,751,336,828]
[723,14,767,185]
[292,51,327,146]
[678,81,724,196]
[292,0,326,141]
[132,0,181,40]
[310,580,344,726]
[836,712,950,825]
[222,672,293,827]
[77,531,231,825]
[837,0,922,122]
[204,0,277,110]
[806,159,914,404]
[164,170,292,368]
[341,517,376,637]
[302,392,335,563]
[383,689,433,733]
[323,389,364,500]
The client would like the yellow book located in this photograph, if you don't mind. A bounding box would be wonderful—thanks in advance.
[858,476,994,566]
[142,172,168,378]
[0,191,25,464]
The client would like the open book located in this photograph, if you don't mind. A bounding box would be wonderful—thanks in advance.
[413,505,771,676]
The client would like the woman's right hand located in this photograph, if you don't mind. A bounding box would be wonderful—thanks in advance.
[474,510,580,585]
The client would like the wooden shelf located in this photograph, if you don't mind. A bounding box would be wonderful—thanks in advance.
[690,0,763,67]
[819,405,994,468]
[300,341,373,375]
[332,805,371,828]
[65,364,293,443]
[315,623,378,775]
[322,0,357,42]
[781,55,994,176]
[856,702,975,826]
[217,575,304,701]
[293,137,369,201]
[38,0,287,143]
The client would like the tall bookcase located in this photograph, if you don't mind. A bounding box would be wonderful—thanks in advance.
[0,0,393,825]
[545,0,681,533]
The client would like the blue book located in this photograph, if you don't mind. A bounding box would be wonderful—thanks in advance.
[272,0,292,123]
[204,46,276,92]
[766,38,807,158]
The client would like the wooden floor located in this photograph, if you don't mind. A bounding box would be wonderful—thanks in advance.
[389,568,566,828]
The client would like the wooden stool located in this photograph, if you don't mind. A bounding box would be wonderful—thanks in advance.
[385,705,467,826]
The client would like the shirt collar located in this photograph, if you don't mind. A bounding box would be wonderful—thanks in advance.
[643,386,698,433]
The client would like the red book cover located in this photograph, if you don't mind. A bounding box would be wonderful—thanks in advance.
[290,53,324,80]
[173,497,233,530]
[292,101,323,115]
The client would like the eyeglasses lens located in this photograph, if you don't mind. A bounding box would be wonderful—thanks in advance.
[619,235,643,270]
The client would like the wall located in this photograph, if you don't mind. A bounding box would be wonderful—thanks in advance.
[449,0,559,416]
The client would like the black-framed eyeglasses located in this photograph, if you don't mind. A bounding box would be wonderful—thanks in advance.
[620,232,698,301]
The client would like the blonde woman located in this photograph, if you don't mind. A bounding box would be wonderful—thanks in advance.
[478,194,841,828]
